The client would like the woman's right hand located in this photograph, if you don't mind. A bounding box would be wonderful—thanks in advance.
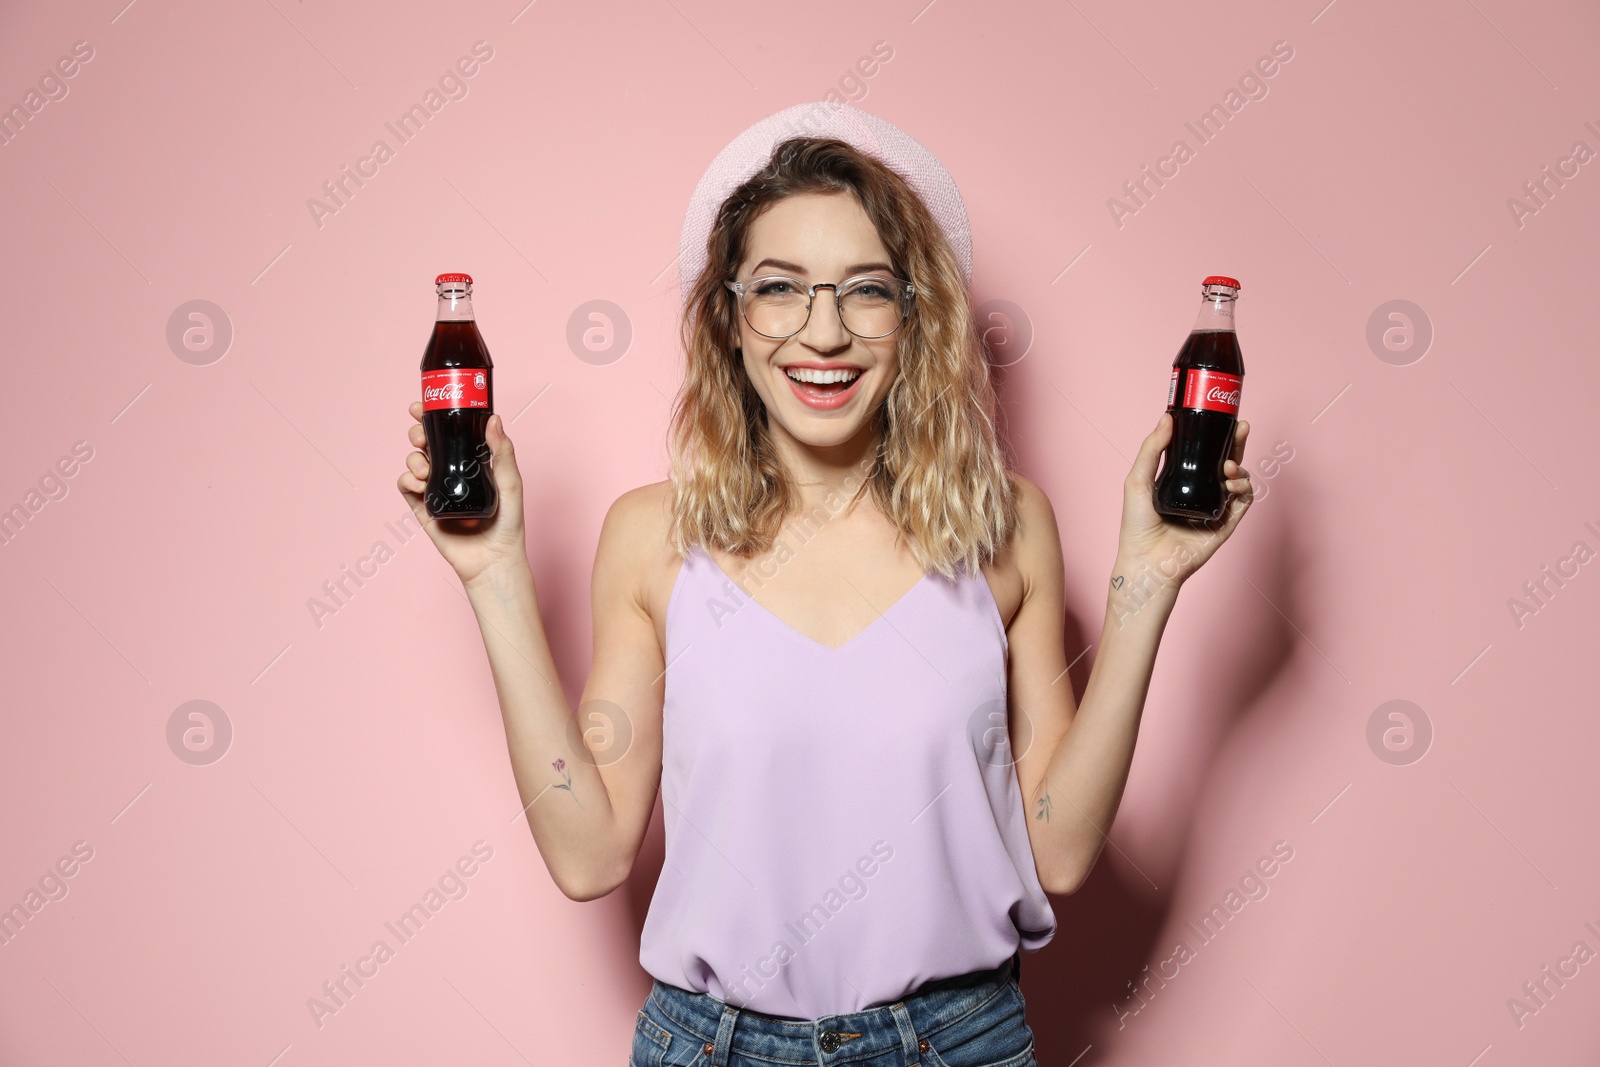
[397,402,529,588]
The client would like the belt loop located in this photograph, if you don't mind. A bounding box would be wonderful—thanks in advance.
[888,1002,921,1067]
[712,1003,739,1066]
[1012,948,1023,981]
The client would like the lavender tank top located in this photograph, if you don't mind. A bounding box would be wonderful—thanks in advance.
[638,543,1057,1019]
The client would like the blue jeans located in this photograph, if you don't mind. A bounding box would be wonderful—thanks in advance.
[631,951,1036,1067]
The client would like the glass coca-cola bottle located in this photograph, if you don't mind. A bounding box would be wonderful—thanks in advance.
[420,273,497,519]
[1153,276,1244,522]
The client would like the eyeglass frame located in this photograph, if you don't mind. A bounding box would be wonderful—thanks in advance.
[723,273,917,340]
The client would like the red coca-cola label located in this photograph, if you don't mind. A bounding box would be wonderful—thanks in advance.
[1177,368,1242,414]
[422,368,490,411]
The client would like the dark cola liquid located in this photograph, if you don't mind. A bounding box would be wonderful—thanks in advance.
[1153,330,1243,522]
[421,320,497,519]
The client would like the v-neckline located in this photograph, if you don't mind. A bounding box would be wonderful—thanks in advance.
[696,545,935,653]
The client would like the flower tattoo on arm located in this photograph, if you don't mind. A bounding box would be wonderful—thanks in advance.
[551,757,583,807]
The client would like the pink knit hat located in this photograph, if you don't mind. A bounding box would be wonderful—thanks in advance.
[677,102,972,301]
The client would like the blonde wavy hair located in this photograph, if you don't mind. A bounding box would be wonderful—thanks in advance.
[666,136,1018,581]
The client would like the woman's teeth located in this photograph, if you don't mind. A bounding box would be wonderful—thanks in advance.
[784,367,861,385]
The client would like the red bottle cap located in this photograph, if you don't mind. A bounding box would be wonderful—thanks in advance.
[1202,275,1240,289]
[435,273,473,284]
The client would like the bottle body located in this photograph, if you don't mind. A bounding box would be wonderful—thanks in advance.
[421,274,498,519]
[1153,278,1244,522]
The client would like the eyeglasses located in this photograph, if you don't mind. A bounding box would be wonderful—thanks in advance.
[724,273,915,340]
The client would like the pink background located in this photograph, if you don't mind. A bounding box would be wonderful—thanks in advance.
[3,0,1598,1063]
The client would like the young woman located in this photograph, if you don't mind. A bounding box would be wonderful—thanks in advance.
[397,112,1252,1067]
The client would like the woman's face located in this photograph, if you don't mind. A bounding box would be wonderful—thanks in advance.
[732,191,902,454]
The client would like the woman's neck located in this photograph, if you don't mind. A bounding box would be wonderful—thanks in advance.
[771,427,881,511]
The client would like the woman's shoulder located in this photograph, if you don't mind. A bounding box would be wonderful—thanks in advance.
[1007,472,1059,543]
[981,471,1062,629]
[1004,471,1062,574]
[598,478,677,568]
[603,478,675,530]
[595,479,685,629]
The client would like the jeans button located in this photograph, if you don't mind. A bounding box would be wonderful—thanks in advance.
[820,1030,841,1053]
[919,1038,930,1053]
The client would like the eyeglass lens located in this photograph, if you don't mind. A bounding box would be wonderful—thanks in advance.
[741,277,907,339]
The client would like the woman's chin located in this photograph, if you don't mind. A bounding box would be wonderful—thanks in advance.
[770,406,883,453]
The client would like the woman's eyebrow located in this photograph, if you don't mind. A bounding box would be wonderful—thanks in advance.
[750,257,895,276]
[750,257,805,274]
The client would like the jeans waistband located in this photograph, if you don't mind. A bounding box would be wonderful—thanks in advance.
[646,950,1021,1063]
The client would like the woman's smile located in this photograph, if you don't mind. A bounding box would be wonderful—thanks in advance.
[778,360,868,411]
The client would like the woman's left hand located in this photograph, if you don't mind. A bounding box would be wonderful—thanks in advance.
[1115,412,1253,587]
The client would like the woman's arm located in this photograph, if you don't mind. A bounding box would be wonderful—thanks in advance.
[399,406,668,901]
[1009,413,1253,895]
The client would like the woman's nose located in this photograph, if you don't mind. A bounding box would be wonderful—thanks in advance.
[798,286,849,350]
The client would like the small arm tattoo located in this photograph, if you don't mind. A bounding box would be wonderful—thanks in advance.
[551,758,583,807]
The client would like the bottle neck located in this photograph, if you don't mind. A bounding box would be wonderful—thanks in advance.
[1193,285,1238,331]
[437,287,475,322]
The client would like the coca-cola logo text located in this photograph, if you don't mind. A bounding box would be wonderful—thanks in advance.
[421,368,489,411]
[1179,369,1242,415]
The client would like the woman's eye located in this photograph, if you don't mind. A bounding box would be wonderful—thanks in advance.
[850,281,895,299]
[753,280,797,295]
